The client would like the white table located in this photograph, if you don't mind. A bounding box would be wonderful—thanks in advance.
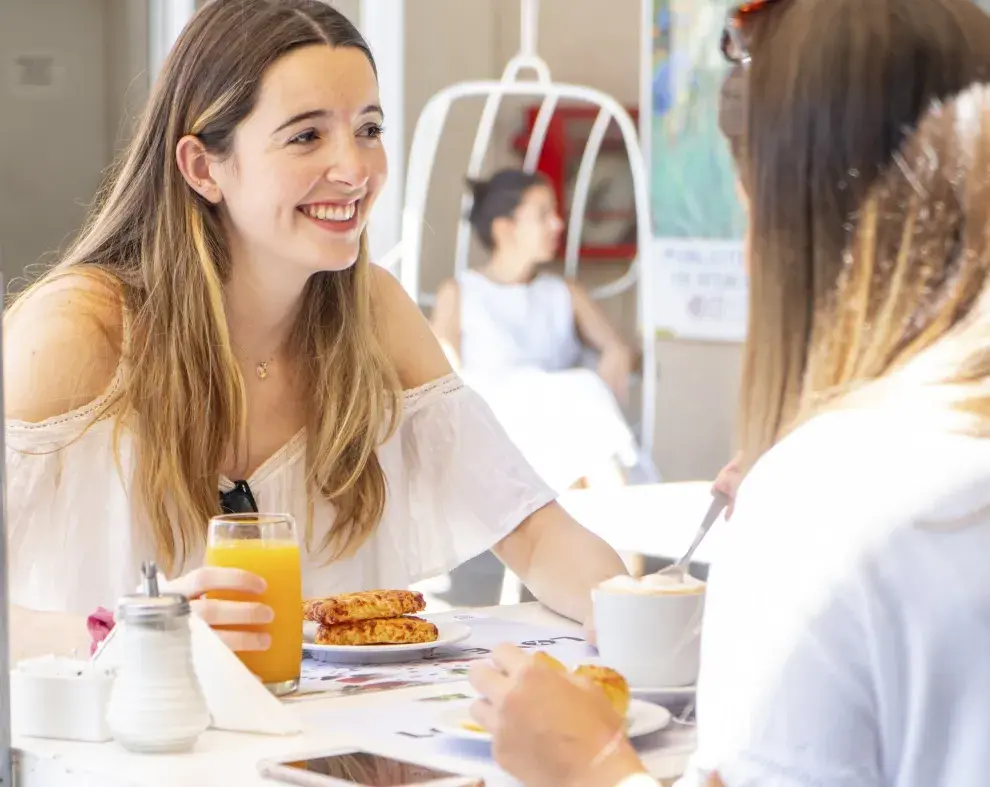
[12,604,695,787]
[559,482,724,565]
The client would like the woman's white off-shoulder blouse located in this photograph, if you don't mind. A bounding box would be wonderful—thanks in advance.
[6,372,556,615]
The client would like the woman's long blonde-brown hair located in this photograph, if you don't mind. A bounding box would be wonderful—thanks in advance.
[734,0,990,471]
[10,0,400,573]
[803,87,990,415]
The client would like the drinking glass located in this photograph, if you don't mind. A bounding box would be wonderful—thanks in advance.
[205,513,303,696]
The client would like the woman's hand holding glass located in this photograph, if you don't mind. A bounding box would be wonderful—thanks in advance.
[163,566,273,652]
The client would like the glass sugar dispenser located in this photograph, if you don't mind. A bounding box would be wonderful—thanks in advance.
[105,561,211,753]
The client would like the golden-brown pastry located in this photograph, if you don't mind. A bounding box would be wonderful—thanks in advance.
[534,652,568,673]
[574,665,631,717]
[303,590,426,626]
[315,615,439,646]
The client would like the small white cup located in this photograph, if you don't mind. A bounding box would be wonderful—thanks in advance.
[592,578,705,688]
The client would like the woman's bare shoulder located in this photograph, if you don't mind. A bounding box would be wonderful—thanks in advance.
[369,264,452,389]
[4,269,125,423]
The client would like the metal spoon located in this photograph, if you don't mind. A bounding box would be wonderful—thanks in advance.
[659,491,729,579]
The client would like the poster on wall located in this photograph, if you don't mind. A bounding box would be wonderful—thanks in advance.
[650,239,746,343]
[646,0,748,342]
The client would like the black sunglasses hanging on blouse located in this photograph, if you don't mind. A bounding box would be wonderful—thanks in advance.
[219,480,259,514]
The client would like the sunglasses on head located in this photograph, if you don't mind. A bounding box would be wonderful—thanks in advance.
[720,0,789,64]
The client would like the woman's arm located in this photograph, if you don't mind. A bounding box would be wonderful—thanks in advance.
[10,606,92,662]
[4,274,124,660]
[4,271,123,422]
[372,267,627,621]
[567,282,635,405]
[428,278,462,370]
[492,502,626,623]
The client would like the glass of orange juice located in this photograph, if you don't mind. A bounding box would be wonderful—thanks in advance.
[205,513,303,696]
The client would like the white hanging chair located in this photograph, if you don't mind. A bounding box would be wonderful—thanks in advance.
[381,0,656,460]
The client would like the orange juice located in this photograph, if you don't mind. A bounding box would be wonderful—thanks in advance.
[204,539,303,687]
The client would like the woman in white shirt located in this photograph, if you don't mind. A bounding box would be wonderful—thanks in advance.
[431,169,654,491]
[465,0,990,785]
[3,0,626,657]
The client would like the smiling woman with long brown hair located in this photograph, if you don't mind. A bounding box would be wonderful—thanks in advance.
[465,1,990,786]
[2,0,626,656]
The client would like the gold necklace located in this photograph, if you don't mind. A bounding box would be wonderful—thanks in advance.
[230,339,276,381]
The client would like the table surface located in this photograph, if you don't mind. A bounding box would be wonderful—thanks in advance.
[558,481,724,564]
[13,604,695,787]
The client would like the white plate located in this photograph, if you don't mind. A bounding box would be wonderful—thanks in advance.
[435,699,671,743]
[302,620,472,665]
[631,684,696,705]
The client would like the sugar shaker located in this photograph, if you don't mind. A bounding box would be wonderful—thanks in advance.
[105,562,211,753]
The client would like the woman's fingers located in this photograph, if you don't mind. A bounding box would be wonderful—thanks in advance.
[470,645,555,710]
[190,597,274,627]
[469,698,497,734]
[582,616,598,647]
[167,566,267,598]
[468,658,512,705]
[190,598,274,651]
[160,568,275,654]
[712,452,744,504]
[490,643,535,679]
[214,628,272,652]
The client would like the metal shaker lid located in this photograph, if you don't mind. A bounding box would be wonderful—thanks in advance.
[116,560,191,623]
[116,593,191,623]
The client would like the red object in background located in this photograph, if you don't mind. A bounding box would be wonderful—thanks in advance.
[511,103,640,261]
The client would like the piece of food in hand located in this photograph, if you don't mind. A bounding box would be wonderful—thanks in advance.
[534,651,568,673]
[315,616,439,646]
[460,719,487,733]
[303,590,426,626]
[574,664,631,717]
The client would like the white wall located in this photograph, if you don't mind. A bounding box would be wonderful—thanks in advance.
[1,0,99,285]
[105,0,150,156]
[0,0,149,288]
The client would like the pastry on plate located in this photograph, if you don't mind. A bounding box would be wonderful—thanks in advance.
[457,660,630,735]
[574,664,631,717]
[303,590,426,626]
[535,652,567,673]
[315,615,439,646]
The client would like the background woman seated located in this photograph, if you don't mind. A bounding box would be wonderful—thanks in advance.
[430,168,657,491]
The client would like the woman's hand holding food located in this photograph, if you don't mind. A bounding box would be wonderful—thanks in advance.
[468,645,648,787]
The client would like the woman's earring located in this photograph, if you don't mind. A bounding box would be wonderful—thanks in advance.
[195,181,218,203]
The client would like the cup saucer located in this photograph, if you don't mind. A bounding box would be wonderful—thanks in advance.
[630,683,696,706]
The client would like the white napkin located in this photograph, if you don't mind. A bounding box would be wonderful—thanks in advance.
[93,617,302,736]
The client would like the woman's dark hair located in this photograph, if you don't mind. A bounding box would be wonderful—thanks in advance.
[734,0,990,468]
[467,168,548,250]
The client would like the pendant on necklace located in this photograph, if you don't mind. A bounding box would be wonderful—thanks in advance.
[256,361,269,380]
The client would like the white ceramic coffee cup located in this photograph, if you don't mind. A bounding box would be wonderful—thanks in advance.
[592,576,705,688]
